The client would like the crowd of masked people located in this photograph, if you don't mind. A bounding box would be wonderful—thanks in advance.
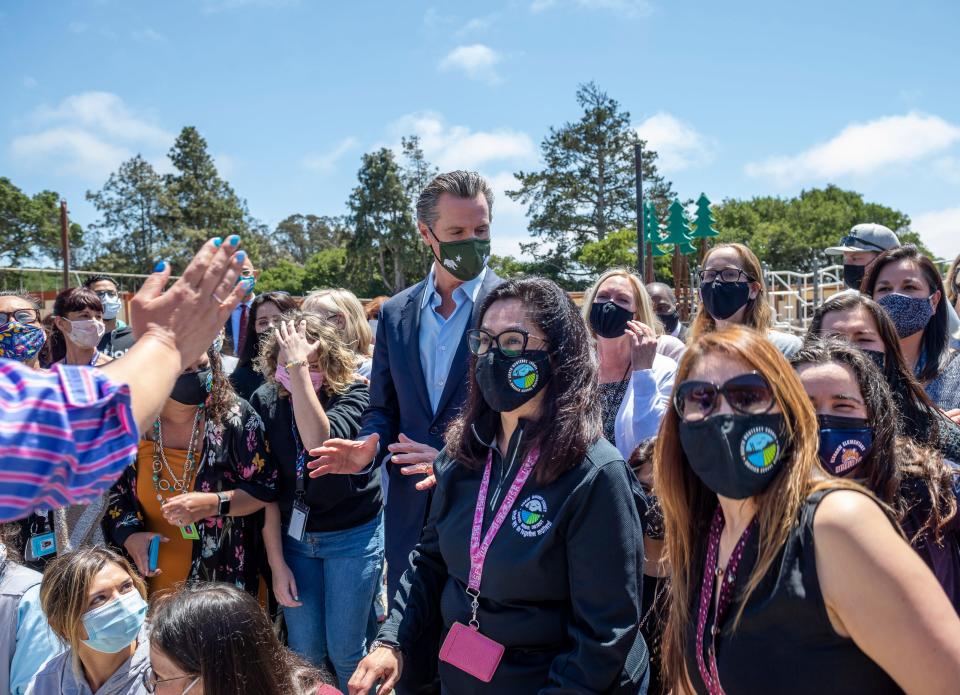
[1,169,960,695]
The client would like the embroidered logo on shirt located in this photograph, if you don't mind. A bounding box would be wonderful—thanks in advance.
[508,359,539,393]
[512,494,552,537]
[739,426,780,474]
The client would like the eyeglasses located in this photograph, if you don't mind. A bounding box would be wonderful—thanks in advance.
[466,328,549,357]
[93,290,119,300]
[839,235,886,252]
[697,268,755,284]
[0,309,41,326]
[673,372,775,422]
[142,667,198,693]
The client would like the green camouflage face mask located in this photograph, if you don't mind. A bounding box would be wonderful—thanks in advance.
[429,226,491,282]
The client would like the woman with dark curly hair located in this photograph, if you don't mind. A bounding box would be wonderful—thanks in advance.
[793,339,960,611]
[103,343,277,596]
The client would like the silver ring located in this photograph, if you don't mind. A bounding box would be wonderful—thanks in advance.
[211,292,226,304]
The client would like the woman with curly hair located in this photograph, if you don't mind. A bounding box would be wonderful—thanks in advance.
[249,311,375,687]
[793,338,960,611]
[103,343,277,596]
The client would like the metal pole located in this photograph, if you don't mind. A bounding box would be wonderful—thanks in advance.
[634,144,645,277]
[59,200,70,290]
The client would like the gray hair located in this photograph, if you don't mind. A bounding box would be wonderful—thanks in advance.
[0,290,41,310]
[416,170,494,228]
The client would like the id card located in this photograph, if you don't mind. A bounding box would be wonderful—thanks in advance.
[439,621,504,683]
[180,523,200,540]
[287,499,309,542]
[25,531,57,562]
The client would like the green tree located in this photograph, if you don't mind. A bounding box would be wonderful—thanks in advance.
[713,185,928,271]
[273,214,345,265]
[347,148,423,294]
[400,135,438,272]
[578,228,675,282]
[257,258,307,294]
[84,155,177,274]
[0,178,83,266]
[508,82,674,275]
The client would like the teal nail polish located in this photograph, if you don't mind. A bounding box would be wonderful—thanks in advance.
[212,237,223,247]
[228,234,240,246]
[235,250,246,263]
[153,261,166,272]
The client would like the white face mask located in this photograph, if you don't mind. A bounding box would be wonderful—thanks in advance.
[100,295,122,320]
[61,318,105,349]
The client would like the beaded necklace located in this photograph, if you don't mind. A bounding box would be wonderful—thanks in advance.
[151,407,204,503]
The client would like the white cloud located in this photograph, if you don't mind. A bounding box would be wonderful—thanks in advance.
[531,0,653,17]
[635,112,714,173]
[438,44,502,85]
[911,207,960,260]
[302,137,359,172]
[9,92,176,181]
[388,112,536,172]
[745,112,960,184]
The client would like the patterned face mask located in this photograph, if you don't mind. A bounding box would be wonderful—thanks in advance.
[0,321,46,362]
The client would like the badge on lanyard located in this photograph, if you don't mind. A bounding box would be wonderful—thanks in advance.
[26,531,57,561]
[180,523,200,540]
[288,496,309,542]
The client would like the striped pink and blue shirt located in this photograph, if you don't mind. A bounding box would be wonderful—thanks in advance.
[0,358,138,522]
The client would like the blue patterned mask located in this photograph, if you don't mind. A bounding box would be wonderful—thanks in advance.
[0,321,46,362]
[877,293,934,338]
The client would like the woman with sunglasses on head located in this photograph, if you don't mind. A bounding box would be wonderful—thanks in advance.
[792,338,960,611]
[863,245,960,416]
[582,269,679,457]
[301,289,374,379]
[25,547,150,695]
[144,583,338,695]
[47,287,112,368]
[808,293,960,462]
[344,277,648,695]
[103,345,276,597]
[657,326,960,694]
[692,243,802,357]
[230,291,299,402]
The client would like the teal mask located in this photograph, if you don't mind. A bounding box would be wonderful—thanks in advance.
[82,589,147,653]
[428,226,490,282]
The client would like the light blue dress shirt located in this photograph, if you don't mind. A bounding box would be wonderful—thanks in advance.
[12,583,62,694]
[418,266,487,414]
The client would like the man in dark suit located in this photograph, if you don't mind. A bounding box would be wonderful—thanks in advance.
[647,281,689,343]
[307,170,501,692]
[222,251,258,357]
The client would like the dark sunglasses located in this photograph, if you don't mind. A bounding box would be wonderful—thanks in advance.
[839,235,886,252]
[674,372,774,422]
[467,328,549,357]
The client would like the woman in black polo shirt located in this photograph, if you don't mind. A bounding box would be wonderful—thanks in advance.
[249,311,378,689]
[338,277,648,694]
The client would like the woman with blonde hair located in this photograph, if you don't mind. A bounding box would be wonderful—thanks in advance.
[656,326,960,694]
[583,268,679,457]
[250,311,377,688]
[691,243,801,356]
[302,288,374,378]
[26,547,150,695]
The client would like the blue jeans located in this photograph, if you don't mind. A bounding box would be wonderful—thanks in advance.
[281,511,384,688]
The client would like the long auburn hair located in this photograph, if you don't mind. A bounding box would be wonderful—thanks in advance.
[445,277,602,485]
[582,267,665,335]
[655,326,867,692]
[808,293,945,448]
[690,243,772,340]
[862,245,950,383]
[792,339,957,543]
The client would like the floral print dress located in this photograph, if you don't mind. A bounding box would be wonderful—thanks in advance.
[103,397,277,594]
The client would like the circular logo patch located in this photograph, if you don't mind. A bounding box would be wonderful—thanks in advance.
[739,426,780,473]
[508,359,539,393]
[829,439,867,475]
[512,495,552,538]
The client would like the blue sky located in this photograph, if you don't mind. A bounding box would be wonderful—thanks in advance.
[2,0,959,265]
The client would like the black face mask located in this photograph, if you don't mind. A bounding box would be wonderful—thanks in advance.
[657,310,680,334]
[171,369,212,406]
[700,281,751,321]
[475,349,552,413]
[862,349,886,372]
[678,413,787,499]
[817,414,873,477]
[589,301,633,339]
[842,264,866,291]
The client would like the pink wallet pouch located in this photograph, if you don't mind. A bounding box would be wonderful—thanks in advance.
[439,621,505,683]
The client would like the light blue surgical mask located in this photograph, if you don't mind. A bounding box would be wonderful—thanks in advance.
[238,275,256,297]
[82,588,147,653]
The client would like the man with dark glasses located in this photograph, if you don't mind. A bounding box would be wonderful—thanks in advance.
[825,223,900,292]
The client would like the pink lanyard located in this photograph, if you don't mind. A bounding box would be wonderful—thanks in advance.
[695,505,756,695]
[466,446,540,629]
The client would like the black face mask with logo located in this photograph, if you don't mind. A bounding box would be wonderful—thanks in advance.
[475,349,552,413]
[678,412,787,499]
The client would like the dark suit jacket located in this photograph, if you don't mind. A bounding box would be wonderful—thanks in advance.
[360,269,502,597]
[222,300,252,358]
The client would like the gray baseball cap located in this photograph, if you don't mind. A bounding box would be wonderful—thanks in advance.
[825,223,901,255]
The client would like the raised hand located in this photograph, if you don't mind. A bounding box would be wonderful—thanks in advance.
[308,434,380,477]
[626,320,658,372]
